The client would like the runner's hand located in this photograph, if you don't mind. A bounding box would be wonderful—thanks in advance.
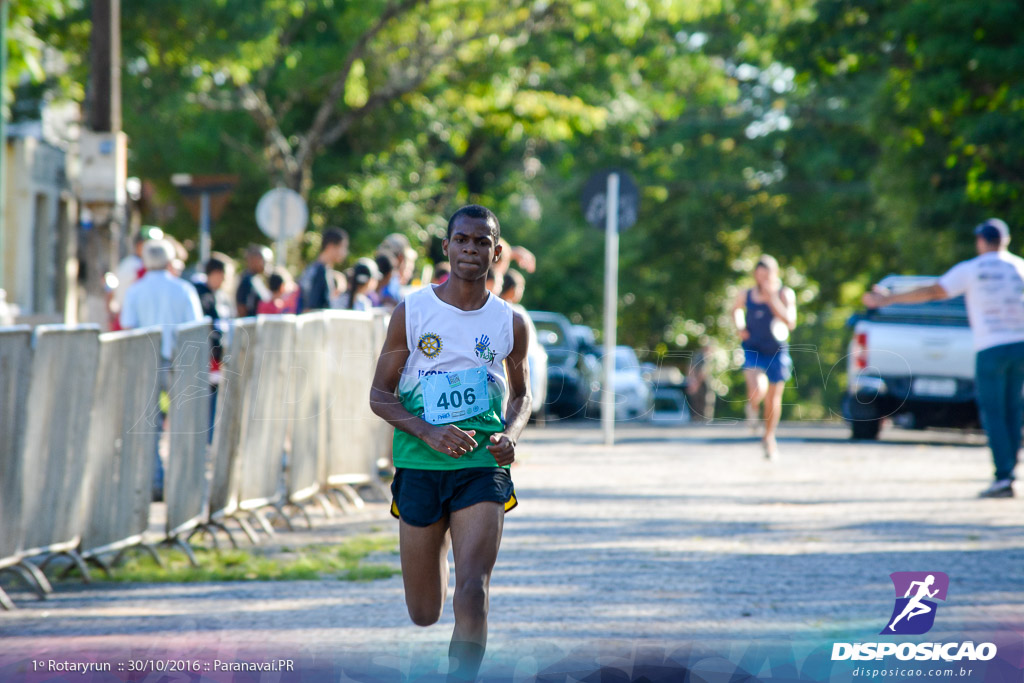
[738,328,750,341]
[424,426,478,458]
[487,434,516,466]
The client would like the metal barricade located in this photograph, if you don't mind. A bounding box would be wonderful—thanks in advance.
[369,311,393,486]
[164,320,215,559]
[323,311,384,507]
[208,318,256,540]
[18,325,101,580]
[287,312,328,513]
[79,328,162,570]
[235,316,295,528]
[0,326,34,608]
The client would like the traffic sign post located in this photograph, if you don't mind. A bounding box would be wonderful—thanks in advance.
[171,174,238,266]
[255,187,308,267]
[602,173,620,447]
[582,169,639,447]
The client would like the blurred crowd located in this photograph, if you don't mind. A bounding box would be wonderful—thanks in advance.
[106,225,538,344]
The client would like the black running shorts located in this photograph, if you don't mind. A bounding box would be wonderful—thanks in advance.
[390,467,518,527]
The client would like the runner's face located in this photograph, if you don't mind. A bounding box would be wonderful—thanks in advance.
[444,217,499,282]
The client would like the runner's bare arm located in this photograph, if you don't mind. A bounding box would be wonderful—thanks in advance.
[488,311,532,466]
[765,287,797,330]
[731,289,749,340]
[369,303,479,457]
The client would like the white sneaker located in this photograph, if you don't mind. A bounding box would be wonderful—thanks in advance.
[745,404,759,433]
[978,480,1014,498]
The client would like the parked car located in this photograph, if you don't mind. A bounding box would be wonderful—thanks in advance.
[529,311,599,418]
[843,275,976,439]
[588,345,655,421]
[523,310,549,420]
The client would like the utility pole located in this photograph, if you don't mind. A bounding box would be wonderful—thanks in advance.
[88,0,121,133]
[0,0,9,291]
[82,0,125,327]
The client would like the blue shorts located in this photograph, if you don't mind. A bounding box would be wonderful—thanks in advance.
[743,348,792,384]
[390,467,517,527]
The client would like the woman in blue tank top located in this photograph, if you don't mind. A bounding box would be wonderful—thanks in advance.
[731,255,797,460]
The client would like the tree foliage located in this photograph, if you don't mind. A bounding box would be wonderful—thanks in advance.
[27,0,1024,415]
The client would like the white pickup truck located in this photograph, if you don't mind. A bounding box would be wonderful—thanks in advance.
[842,275,976,439]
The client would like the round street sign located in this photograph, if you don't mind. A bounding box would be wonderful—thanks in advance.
[255,187,308,240]
[581,169,639,230]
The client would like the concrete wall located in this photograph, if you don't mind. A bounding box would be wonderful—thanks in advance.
[2,135,74,320]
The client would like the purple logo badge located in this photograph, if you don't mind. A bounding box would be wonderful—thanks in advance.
[882,572,949,635]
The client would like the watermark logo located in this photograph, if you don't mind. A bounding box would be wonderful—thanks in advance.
[882,572,949,635]
[831,572,997,663]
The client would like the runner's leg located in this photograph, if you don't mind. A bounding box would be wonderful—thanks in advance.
[763,380,785,453]
[744,368,767,421]
[400,517,451,626]
[447,501,504,682]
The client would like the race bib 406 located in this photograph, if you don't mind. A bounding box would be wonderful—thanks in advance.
[421,366,489,425]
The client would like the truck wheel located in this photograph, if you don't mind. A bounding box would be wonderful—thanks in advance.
[851,418,881,440]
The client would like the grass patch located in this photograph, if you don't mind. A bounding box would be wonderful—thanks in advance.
[74,536,400,584]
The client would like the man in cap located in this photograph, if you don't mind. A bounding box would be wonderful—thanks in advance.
[864,219,1024,498]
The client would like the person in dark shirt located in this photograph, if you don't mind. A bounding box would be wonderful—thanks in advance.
[236,244,272,317]
[192,258,232,321]
[298,227,348,312]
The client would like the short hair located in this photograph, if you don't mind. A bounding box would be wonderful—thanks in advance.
[246,243,265,258]
[205,258,226,276]
[375,252,395,279]
[447,205,500,241]
[142,240,174,270]
[268,273,285,293]
[321,227,348,251]
[501,269,525,296]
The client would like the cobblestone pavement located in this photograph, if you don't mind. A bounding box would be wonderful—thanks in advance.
[1,421,1022,677]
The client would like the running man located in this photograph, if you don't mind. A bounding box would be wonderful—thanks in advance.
[370,205,531,682]
[888,574,938,631]
[731,255,797,460]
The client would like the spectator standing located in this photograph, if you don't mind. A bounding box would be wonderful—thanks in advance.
[110,226,163,330]
[328,269,349,309]
[345,258,381,312]
[191,257,232,439]
[192,258,232,321]
[863,218,1024,498]
[686,343,719,423]
[371,252,398,309]
[298,228,349,312]
[258,271,301,314]
[500,269,548,420]
[377,233,416,303]
[236,244,273,317]
[120,239,204,500]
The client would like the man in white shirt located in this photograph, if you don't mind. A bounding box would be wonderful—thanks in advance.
[122,240,205,361]
[120,239,204,500]
[864,219,1024,498]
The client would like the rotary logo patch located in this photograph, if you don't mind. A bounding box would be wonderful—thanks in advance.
[417,332,443,358]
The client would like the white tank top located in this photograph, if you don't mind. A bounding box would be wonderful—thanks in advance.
[393,285,515,469]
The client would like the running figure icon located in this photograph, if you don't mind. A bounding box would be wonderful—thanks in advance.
[888,574,938,632]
